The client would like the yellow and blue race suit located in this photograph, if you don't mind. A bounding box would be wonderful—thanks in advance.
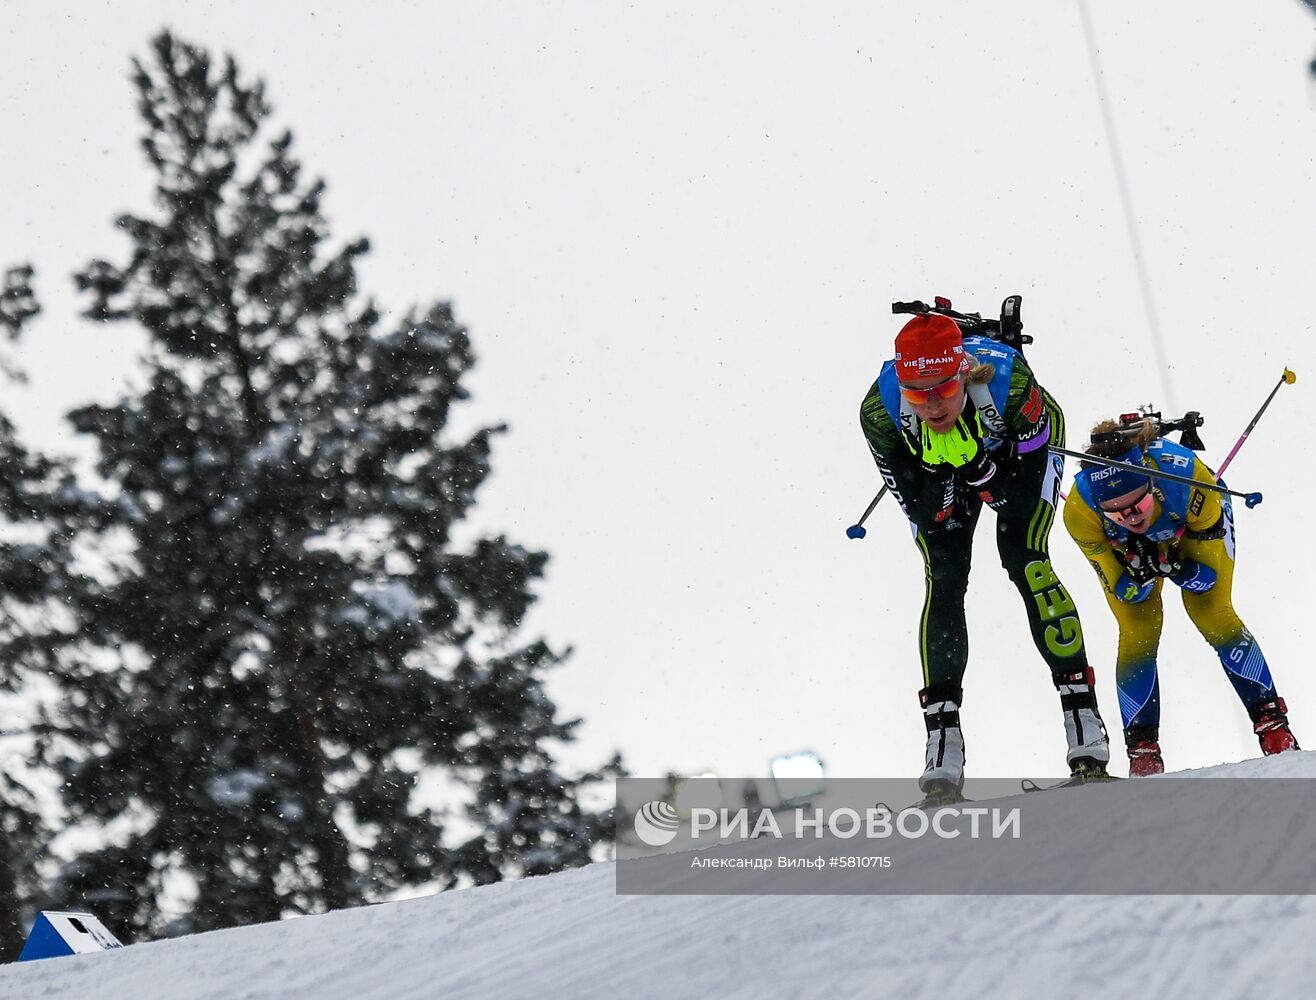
[1064,438,1277,732]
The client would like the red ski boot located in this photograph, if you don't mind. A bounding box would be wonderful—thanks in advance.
[1125,727,1165,777]
[1249,698,1300,755]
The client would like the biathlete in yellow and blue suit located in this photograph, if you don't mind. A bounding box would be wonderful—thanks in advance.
[1064,420,1299,776]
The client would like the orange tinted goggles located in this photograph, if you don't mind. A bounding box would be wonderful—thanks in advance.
[899,375,962,405]
[1098,486,1154,522]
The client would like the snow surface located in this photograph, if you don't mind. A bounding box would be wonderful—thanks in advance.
[4,754,1316,999]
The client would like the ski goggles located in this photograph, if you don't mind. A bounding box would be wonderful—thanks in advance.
[1098,485,1154,522]
[899,374,962,405]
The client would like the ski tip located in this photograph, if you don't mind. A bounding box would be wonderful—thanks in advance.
[846,524,867,540]
[1283,368,1297,385]
[1245,492,1263,509]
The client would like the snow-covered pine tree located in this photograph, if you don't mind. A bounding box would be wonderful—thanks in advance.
[0,264,74,960]
[44,32,618,940]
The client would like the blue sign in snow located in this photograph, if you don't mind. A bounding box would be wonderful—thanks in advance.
[19,911,123,962]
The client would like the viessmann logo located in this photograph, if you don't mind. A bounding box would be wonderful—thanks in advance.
[895,350,960,372]
[914,355,956,370]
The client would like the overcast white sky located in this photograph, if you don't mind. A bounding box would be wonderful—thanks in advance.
[3,2,1315,784]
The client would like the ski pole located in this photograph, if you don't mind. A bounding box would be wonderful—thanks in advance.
[846,485,889,539]
[1215,368,1296,479]
[1048,445,1263,508]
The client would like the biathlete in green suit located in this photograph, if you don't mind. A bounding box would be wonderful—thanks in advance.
[860,313,1112,799]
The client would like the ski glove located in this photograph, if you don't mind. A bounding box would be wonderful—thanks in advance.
[915,472,959,533]
[967,468,1009,513]
[1115,571,1156,604]
[1121,533,1170,584]
[1169,558,1216,593]
[951,447,1012,513]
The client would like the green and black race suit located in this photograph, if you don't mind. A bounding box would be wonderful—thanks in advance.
[858,336,1091,698]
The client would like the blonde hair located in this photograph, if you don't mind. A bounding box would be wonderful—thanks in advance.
[1081,417,1158,468]
[965,360,995,385]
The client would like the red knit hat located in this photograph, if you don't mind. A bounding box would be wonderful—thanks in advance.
[894,314,969,382]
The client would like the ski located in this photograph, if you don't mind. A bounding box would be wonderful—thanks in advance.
[877,779,971,812]
[1021,774,1124,793]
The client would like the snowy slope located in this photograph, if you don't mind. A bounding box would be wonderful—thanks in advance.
[4,755,1316,1000]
